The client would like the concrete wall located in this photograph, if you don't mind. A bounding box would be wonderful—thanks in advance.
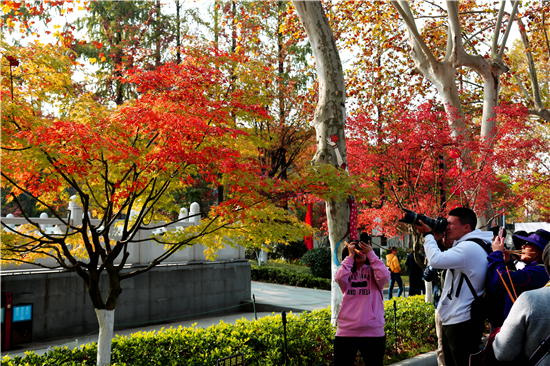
[1,260,251,342]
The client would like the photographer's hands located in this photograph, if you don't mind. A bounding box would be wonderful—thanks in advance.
[347,242,357,259]
[414,220,443,242]
[358,241,373,254]
[346,242,368,258]
[492,236,510,263]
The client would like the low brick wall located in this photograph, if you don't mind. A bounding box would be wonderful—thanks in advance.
[1,260,251,341]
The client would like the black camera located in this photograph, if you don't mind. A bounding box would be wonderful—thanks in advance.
[399,208,448,233]
[422,265,439,282]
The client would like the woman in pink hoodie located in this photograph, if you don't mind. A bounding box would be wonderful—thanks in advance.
[334,238,391,366]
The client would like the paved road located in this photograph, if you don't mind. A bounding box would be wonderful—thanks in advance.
[251,280,331,311]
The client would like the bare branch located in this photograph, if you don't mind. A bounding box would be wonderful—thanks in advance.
[543,11,550,59]
[516,17,545,111]
[392,1,438,66]
[491,0,507,57]
[497,0,520,59]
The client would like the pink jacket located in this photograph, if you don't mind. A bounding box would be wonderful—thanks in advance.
[335,251,391,337]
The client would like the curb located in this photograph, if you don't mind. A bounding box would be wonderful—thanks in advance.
[391,350,438,366]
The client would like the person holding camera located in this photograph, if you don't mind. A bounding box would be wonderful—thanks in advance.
[334,238,391,366]
[415,207,493,366]
[487,229,550,324]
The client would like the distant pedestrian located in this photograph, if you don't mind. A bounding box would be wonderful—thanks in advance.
[406,250,425,296]
[334,239,390,366]
[386,246,404,299]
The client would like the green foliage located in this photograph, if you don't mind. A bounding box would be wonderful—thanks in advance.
[255,260,311,274]
[2,298,436,366]
[251,264,331,290]
[384,295,437,363]
[268,240,309,262]
[300,247,331,279]
[2,309,334,366]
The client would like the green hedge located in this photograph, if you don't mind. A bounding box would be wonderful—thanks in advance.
[1,309,334,366]
[2,297,436,366]
[384,295,437,362]
[300,247,332,279]
[251,264,331,290]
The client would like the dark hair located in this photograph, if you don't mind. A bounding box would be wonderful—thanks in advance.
[448,207,477,232]
[543,243,550,275]
[360,232,371,244]
[341,246,357,272]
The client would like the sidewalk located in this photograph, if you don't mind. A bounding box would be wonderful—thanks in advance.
[1,281,435,365]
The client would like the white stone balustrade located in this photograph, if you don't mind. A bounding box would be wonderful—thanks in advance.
[1,196,245,270]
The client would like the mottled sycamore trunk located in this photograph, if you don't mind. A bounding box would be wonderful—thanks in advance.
[292,1,348,324]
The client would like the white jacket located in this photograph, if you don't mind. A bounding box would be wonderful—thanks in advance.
[424,229,493,325]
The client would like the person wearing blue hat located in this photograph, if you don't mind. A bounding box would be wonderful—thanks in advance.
[487,229,550,323]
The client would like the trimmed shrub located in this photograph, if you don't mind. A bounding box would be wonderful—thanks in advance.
[300,247,331,279]
[268,240,309,262]
[251,265,331,290]
[1,298,436,366]
[1,309,334,366]
[384,295,437,362]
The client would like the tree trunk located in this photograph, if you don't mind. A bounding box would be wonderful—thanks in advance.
[95,309,115,366]
[291,0,348,324]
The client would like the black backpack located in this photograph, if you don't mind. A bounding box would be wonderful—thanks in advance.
[449,238,498,324]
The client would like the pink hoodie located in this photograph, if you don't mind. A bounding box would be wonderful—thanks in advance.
[335,251,391,337]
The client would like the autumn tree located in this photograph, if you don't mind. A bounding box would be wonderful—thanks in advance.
[347,101,550,258]
[384,1,550,225]
[1,42,316,365]
[198,2,318,182]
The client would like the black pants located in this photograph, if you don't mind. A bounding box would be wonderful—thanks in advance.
[442,318,484,366]
[334,336,385,366]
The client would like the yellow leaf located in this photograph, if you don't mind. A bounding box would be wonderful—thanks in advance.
[89,58,97,64]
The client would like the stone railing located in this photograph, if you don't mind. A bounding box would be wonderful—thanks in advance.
[1,196,245,271]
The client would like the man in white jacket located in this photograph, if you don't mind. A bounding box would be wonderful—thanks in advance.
[415,207,493,366]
